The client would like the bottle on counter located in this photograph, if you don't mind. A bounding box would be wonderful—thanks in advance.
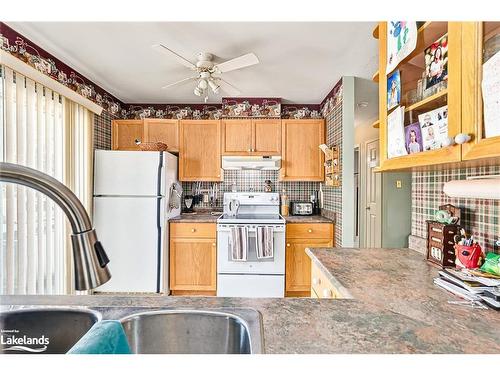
[280,188,289,216]
[264,179,272,192]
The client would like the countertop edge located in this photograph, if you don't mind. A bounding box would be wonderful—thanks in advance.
[305,248,354,299]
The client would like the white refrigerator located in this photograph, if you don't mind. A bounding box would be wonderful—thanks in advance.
[93,150,180,293]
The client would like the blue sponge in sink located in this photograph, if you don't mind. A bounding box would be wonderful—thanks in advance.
[67,320,131,354]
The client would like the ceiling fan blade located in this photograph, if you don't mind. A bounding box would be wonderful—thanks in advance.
[152,44,197,70]
[214,53,259,73]
[161,76,198,89]
[216,78,242,96]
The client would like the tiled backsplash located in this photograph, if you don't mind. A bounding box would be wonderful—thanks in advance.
[181,170,320,210]
[321,86,343,246]
[412,165,500,254]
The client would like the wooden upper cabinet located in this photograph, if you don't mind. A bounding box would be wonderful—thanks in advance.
[112,120,144,150]
[179,120,222,181]
[378,22,462,171]
[144,119,179,152]
[221,119,253,154]
[461,22,500,161]
[253,119,281,155]
[280,119,325,181]
[221,119,281,155]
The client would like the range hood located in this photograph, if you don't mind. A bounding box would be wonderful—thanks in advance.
[222,156,281,170]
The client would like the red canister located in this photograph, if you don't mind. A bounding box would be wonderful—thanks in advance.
[454,243,484,269]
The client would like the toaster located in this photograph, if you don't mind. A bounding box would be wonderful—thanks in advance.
[290,202,313,216]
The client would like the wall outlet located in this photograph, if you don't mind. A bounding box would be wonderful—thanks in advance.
[396,180,402,188]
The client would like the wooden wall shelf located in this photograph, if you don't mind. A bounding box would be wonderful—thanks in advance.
[405,89,448,113]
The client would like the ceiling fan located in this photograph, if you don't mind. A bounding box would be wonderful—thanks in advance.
[152,44,259,102]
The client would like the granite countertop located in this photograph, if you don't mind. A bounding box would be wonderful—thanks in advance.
[170,212,334,224]
[2,248,499,353]
[306,247,500,352]
[2,293,497,354]
[169,211,221,223]
[284,215,334,223]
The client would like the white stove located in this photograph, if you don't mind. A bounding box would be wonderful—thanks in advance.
[216,192,286,298]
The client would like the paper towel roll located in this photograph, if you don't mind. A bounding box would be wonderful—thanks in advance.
[443,178,500,199]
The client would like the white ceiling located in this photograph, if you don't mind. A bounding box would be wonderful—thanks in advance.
[9,22,379,104]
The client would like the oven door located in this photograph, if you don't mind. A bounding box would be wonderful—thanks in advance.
[217,224,285,275]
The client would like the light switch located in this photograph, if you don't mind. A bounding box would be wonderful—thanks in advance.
[396,180,402,188]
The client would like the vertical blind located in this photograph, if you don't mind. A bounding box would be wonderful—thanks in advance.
[0,65,94,295]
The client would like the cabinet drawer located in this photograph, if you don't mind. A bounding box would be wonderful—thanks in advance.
[170,223,216,238]
[311,262,337,299]
[286,223,333,239]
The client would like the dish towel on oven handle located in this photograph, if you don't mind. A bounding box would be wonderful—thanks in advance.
[230,226,248,261]
[256,226,274,259]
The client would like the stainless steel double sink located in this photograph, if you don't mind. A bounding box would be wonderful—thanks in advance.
[0,307,264,354]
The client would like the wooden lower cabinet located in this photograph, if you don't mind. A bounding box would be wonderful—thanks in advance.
[285,223,334,297]
[311,262,340,299]
[169,223,217,295]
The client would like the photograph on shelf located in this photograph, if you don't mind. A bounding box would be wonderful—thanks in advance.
[404,122,423,154]
[482,50,500,138]
[386,21,418,74]
[424,34,448,91]
[418,105,448,151]
[387,106,408,158]
[387,70,401,110]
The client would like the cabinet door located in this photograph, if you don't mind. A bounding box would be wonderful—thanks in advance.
[285,238,333,296]
[252,119,281,155]
[461,22,500,161]
[144,119,179,152]
[179,120,222,181]
[112,120,144,150]
[281,119,325,181]
[169,237,217,294]
[221,119,252,154]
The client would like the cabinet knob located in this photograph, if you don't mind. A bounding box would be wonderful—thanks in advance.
[191,228,196,233]
[286,243,290,247]
[308,229,313,233]
[134,138,142,145]
[322,289,333,298]
[454,133,472,145]
[312,277,321,286]
[212,243,216,247]
[248,148,251,152]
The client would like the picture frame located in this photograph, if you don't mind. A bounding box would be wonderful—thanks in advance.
[404,122,423,154]
[424,34,449,91]
[387,70,401,110]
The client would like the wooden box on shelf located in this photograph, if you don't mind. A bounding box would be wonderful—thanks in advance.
[425,204,461,268]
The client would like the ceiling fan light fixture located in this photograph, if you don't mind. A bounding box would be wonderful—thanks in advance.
[198,79,208,90]
[208,79,220,94]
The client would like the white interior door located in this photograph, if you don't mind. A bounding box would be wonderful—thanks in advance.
[93,196,162,293]
[364,139,382,248]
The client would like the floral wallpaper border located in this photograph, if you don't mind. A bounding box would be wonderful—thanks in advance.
[0,22,125,116]
[320,78,343,117]
[121,103,223,120]
[281,104,322,119]
[222,97,281,118]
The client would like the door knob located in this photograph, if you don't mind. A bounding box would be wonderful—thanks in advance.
[365,207,371,210]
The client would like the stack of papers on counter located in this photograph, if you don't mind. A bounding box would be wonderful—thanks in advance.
[434,269,500,309]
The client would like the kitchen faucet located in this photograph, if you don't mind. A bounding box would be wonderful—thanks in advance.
[0,162,111,290]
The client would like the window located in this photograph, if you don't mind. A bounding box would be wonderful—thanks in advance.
[0,65,93,295]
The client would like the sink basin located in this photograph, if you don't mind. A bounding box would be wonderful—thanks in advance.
[0,308,101,354]
[120,308,263,354]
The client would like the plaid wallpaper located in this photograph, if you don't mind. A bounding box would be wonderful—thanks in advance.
[93,110,115,150]
[181,170,320,210]
[412,165,500,254]
[321,95,343,247]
